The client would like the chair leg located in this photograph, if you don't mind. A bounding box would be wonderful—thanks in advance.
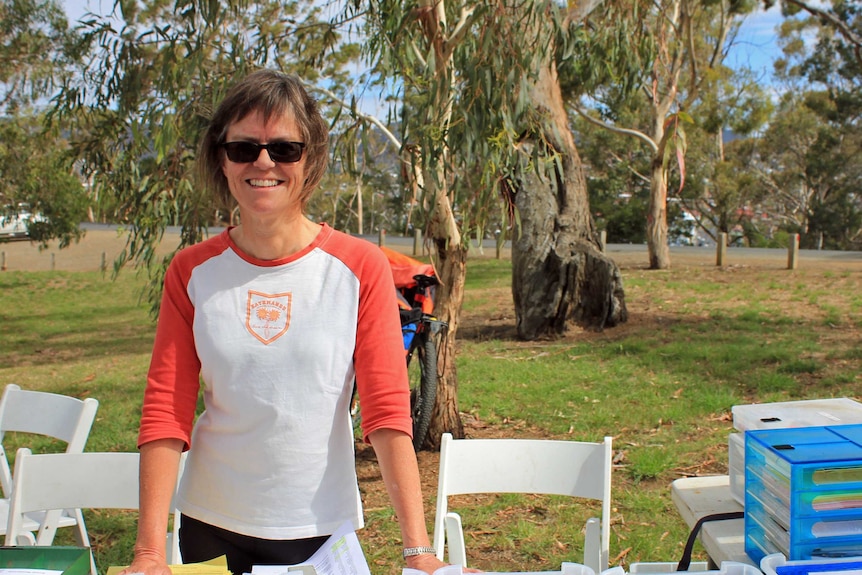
[73,509,90,548]
[584,517,601,573]
[444,513,467,568]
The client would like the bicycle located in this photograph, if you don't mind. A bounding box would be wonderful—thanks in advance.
[351,248,448,451]
[399,273,448,450]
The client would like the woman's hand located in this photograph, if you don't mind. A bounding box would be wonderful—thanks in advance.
[405,553,448,573]
[405,554,483,574]
[117,550,172,575]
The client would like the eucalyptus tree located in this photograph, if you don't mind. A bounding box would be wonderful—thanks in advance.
[506,5,627,342]
[1,0,88,244]
[760,0,862,248]
[566,0,758,268]
[768,0,861,65]
[0,114,88,246]
[672,64,772,245]
[352,0,628,445]
[1,0,79,112]
[52,0,361,305]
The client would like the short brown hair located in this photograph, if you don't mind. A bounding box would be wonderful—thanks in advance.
[198,69,329,211]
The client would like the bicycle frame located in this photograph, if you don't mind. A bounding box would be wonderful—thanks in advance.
[405,313,447,363]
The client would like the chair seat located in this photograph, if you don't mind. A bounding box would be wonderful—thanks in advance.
[0,498,78,538]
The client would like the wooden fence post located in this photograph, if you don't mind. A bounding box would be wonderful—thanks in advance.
[378,229,386,247]
[716,232,727,266]
[413,228,421,256]
[788,233,799,270]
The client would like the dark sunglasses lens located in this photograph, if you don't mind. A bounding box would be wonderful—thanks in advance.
[267,142,304,163]
[223,142,261,163]
[222,142,304,163]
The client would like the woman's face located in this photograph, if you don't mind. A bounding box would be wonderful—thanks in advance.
[221,109,307,222]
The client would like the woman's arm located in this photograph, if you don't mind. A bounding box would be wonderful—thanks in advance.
[119,438,185,575]
[368,428,449,574]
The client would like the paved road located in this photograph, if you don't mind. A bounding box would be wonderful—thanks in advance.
[1,224,860,272]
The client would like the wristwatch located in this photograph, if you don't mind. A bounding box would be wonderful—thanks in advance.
[402,546,436,558]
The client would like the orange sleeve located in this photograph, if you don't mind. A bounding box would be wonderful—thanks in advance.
[137,249,207,450]
[349,244,413,443]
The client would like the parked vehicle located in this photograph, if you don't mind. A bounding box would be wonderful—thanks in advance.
[0,205,43,239]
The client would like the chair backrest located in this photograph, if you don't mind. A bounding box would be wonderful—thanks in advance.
[433,433,612,570]
[5,448,184,567]
[0,383,100,497]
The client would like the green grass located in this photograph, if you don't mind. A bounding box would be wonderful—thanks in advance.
[2,257,861,574]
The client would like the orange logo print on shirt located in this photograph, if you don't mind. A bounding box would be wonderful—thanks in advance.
[246,290,292,344]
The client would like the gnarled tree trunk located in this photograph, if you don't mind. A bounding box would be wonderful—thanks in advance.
[512,63,627,340]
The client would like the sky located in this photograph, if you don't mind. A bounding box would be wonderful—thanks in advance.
[61,0,786,88]
[726,3,785,84]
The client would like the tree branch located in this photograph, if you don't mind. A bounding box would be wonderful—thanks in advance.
[782,0,862,63]
[571,104,659,153]
[607,150,652,183]
[445,5,478,56]
[306,84,402,150]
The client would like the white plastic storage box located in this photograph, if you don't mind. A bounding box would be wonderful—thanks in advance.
[729,399,862,505]
[627,562,709,573]
[761,552,862,575]
[486,564,594,575]
[733,399,862,433]
[559,563,596,575]
[626,562,758,575]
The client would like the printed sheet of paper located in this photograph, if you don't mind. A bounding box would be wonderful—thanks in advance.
[251,521,371,575]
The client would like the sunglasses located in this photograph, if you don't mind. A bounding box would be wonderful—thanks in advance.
[221,141,306,164]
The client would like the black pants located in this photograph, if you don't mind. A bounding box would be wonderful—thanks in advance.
[179,515,329,575]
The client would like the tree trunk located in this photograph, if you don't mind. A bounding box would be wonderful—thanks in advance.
[422,239,467,450]
[647,158,671,269]
[511,64,627,340]
[418,156,466,448]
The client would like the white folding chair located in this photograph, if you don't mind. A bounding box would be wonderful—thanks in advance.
[432,433,613,573]
[5,448,185,575]
[0,383,99,545]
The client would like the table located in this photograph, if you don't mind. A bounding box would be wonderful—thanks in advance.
[671,475,755,567]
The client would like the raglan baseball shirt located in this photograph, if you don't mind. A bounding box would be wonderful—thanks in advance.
[138,223,412,540]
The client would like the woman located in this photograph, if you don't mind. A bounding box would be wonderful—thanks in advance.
[121,69,447,575]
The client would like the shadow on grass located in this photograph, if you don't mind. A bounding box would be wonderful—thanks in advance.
[0,271,154,368]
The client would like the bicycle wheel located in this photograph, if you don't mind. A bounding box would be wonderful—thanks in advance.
[408,331,438,451]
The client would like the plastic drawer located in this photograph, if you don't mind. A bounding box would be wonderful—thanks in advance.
[746,526,786,560]
[730,433,745,506]
[748,482,791,529]
[760,552,862,575]
[747,499,791,551]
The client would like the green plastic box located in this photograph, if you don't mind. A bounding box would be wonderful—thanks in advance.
[0,546,90,575]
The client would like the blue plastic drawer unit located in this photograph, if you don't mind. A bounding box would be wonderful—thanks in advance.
[744,424,862,563]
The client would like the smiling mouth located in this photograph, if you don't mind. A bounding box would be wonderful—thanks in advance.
[248,179,282,187]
